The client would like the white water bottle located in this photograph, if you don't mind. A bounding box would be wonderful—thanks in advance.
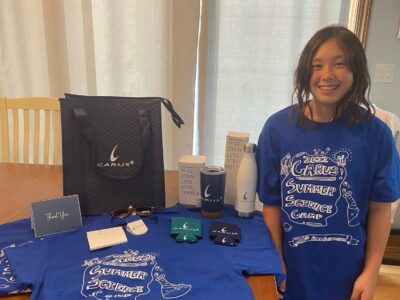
[235,142,257,218]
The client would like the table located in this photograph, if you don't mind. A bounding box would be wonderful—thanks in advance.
[0,163,278,300]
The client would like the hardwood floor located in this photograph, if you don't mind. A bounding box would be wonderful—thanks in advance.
[383,230,400,265]
[374,264,400,300]
[376,230,400,299]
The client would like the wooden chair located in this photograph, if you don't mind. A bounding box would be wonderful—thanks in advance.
[1,97,61,165]
[0,96,9,162]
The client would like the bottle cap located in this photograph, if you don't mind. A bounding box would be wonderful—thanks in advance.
[243,143,257,153]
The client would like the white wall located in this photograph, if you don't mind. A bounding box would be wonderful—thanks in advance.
[365,0,400,229]
[365,0,400,116]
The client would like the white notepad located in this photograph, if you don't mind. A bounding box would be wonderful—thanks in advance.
[86,226,128,251]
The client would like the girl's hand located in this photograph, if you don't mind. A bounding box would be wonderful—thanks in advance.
[277,280,286,299]
[277,260,287,299]
[349,271,377,300]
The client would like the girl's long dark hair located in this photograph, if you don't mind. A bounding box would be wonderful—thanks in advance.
[292,25,373,126]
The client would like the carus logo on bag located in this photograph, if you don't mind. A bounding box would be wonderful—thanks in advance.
[97,145,135,168]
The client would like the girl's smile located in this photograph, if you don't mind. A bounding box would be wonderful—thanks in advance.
[308,38,354,121]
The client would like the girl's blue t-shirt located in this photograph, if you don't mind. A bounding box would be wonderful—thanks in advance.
[257,105,400,300]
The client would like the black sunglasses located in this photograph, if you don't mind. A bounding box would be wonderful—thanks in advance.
[110,205,163,218]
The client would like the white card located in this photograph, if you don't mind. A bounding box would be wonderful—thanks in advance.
[31,194,82,237]
[86,227,127,251]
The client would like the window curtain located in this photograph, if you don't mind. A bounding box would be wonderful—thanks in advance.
[1,0,359,167]
[196,0,350,165]
[0,0,200,168]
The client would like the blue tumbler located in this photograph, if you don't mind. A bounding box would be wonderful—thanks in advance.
[200,166,226,218]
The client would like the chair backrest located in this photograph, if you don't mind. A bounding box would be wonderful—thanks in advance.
[2,97,61,165]
[0,97,9,162]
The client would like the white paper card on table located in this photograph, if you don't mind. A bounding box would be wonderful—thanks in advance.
[86,227,127,251]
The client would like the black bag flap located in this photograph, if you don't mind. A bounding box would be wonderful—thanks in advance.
[93,134,144,180]
[70,101,152,180]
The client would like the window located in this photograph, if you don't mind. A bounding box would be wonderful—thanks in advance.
[196,0,370,166]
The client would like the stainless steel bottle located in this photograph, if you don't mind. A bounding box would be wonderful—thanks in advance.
[235,143,257,218]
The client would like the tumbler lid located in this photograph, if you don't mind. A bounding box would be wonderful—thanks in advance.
[201,166,225,175]
[243,143,257,153]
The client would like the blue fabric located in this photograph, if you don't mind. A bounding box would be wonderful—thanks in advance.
[0,216,99,296]
[4,204,283,300]
[0,218,35,295]
[257,105,400,300]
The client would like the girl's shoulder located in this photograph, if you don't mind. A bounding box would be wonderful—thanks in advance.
[265,105,298,125]
[353,113,395,150]
[260,105,299,139]
[361,112,393,137]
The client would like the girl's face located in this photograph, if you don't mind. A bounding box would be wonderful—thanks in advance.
[309,38,354,109]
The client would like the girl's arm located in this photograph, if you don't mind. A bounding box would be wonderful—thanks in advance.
[263,204,286,299]
[350,201,392,300]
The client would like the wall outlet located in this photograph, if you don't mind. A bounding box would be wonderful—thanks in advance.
[374,64,395,83]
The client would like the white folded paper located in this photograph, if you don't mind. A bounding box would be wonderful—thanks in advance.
[86,226,127,251]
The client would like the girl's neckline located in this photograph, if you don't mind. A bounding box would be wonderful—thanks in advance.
[302,100,342,125]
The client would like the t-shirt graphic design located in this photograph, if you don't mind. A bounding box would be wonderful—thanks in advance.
[280,148,360,247]
[0,243,32,294]
[81,249,192,299]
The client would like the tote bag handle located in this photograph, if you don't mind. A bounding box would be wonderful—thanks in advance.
[161,98,184,128]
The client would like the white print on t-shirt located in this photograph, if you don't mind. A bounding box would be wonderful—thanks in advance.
[283,223,292,232]
[288,233,359,247]
[81,249,191,299]
[0,243,32,294]
[281,148,361,247]
[281,148,359,227]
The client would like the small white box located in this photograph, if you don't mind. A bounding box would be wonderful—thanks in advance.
[178,155,207,207]
[86,227,127,251]
[224,131,250,205]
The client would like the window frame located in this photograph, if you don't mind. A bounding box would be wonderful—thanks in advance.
[348,0,373,47]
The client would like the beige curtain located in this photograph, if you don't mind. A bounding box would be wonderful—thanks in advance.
[0,0,371,167]
[0,0,200,168]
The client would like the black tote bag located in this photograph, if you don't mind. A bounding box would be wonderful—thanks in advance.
[60,94,184,215]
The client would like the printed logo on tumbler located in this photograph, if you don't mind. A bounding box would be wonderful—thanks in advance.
[204,185,211,197]
[202,185,223,204]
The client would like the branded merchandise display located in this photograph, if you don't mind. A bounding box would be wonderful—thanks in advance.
[209,221,241,246]
[200,166,226,218]
[224,131,250,205]
[86,226,128,251]
[235,142,258,218]
[4,204,284,300]
[60,94,184,215]
[170,217,202,243]
[178,155,206,208]
[257,106,400,300]
[126,216,148,236]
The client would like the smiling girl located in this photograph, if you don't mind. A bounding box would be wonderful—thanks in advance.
[257,25,400,300]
